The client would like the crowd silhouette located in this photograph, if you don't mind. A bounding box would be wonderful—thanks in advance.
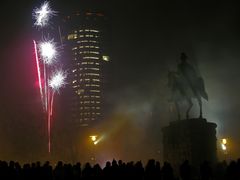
[0,159,240,180]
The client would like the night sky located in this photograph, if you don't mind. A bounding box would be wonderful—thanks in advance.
[0,0,240,161]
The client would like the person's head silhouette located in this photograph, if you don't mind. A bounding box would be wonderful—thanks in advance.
[180,52,188,63]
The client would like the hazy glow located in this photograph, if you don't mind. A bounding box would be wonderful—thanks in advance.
[33,1,56,27]
[39,40,57,64]
[49,70,67,91]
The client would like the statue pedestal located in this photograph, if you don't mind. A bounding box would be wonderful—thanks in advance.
[162,118,217,168]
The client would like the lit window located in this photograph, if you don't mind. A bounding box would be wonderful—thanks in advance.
[90,30,99,33]
[102,55,110,61]
[72,80,77,84]
[68,34,77,40]
[86,73,99,76]
[83,56,99,60]
[84,68,99,71]
[90,51,99,54]
[89,40,98,43]
[90,90,100,93]
[96,107,100,109]
[77,89,84,95]
[72,47,78,50]
[93,79,100,82]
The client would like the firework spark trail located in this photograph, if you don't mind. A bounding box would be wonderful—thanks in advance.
[43,63,48,111]
[48,92,51,153]
[50,91,55,116]
[48,91,55,153]
[33,40,44,105]
[47,88,54,153]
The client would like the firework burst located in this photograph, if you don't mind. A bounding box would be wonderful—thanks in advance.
[32,1,66,153]
[39,39,58,65]
[33,1,56,27]
[49,70,67,92]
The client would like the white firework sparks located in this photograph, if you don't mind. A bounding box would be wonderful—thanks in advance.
[49,70,67,91]
[33,1,56,27]
[39,39,57,65]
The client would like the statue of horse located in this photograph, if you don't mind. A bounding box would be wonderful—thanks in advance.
[168,70,208,120]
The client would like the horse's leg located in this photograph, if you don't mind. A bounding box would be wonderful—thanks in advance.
[198,97,203,119]
[186,98,193,119]
[175,101,181,120]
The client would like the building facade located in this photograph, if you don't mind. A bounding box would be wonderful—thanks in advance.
[62,11,110,128]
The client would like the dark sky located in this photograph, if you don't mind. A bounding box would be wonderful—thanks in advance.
[0,0,240,161]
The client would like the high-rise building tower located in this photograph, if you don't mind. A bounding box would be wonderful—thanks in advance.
[61,11,110,128]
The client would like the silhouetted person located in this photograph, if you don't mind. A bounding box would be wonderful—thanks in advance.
[162,162,174,180]
[82,162,92,180]
[103,161,111,180]
[200,161,212,180]
[72,162,81,180]
[226,161,238,180]
[180,160,191,180]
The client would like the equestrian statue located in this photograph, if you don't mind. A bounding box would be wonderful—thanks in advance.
[168,53,208,120]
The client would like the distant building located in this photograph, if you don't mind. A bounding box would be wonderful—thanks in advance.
[61,11,111,128]
[162,118,217,168]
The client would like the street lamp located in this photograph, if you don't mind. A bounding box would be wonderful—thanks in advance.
[90,135,98,145]
[221,138,227,152]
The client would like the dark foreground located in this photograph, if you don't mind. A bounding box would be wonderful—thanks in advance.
[0,159,240,180]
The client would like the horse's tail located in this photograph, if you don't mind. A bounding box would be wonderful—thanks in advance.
[198,77,208,101]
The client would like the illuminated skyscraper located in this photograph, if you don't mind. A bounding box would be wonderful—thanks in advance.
[62,11,110,128]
